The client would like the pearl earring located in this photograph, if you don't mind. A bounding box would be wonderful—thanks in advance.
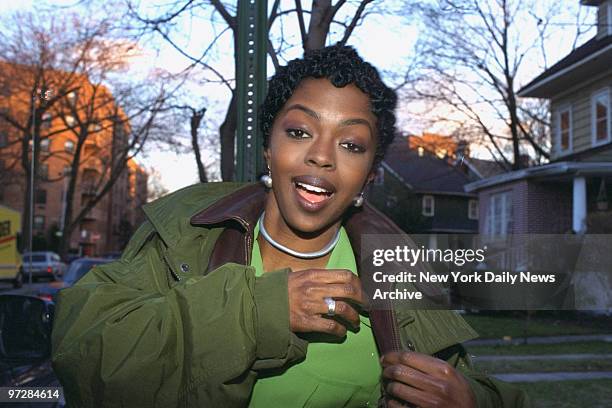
[261,167,272,188]
[353,192,364,207]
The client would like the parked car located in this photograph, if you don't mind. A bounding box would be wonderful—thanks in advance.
[0,294,64,407]
[36,257,112,303]
[101,251,122,260]
[63,253,81,265]
[21,252,66,282]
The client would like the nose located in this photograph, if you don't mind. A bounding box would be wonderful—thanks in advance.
[305,136,336,170]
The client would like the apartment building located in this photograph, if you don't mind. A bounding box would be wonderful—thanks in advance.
[0,62,148,256]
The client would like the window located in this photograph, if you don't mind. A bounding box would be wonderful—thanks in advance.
[468,199,479,220]
[83,143,99,157]
[592,89,610,146]
[609,2,612,36]
[557,106,572,153]
[88,121,102,133]
[65,139,75,153]
[422,195,435,217]
[35,189,47,205]
[33,215,45,231]
[487,191,513,235]
[40,138,50,152]
[39,163,49,181]
[41,112,52,129]
[67,91,78,105]
[0,131,7,148]
[65,115,76,127]
[374,166,384,186]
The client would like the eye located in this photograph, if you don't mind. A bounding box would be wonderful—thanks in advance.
[286,128,310,139]
[340,141,366,153]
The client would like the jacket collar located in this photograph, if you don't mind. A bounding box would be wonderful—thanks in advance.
[190,183,266,234]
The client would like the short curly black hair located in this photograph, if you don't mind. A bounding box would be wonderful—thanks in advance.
[260,44,397,166]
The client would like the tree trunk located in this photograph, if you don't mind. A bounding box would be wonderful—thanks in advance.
[58,144,82,259]
[20,112,40,253]
[190,109,208,183]
[220,90,238,181]
[305,0,334,51]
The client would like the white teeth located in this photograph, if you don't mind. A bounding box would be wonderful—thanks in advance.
[296,182,330,194]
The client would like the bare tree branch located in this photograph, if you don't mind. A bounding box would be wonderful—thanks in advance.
[339,0,374,45]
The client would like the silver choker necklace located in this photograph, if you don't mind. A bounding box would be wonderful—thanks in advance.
[258,211,341,259]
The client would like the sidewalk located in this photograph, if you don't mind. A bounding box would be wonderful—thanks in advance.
[494,371,612,382]
[466,333,612,347]
[470,334,612,383]
[473,353,612,361]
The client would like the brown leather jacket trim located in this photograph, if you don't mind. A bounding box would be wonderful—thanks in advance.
[191,183,266,269]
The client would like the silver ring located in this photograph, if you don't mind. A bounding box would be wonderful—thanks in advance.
[324,297,336,317]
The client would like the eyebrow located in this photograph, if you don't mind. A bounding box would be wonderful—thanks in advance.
[285,104,373,133]
[285,104,320,120]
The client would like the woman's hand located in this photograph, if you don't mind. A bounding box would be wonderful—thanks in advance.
[287,268,367,337]
[381,351,476,408]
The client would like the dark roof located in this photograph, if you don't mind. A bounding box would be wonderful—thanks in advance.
[465,157,509,179]
[383,138,474,194]
[518,35,612,96]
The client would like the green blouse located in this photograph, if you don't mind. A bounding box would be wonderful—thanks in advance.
[249,222,381,407]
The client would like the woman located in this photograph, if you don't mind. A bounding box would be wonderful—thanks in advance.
[51,45,528,407]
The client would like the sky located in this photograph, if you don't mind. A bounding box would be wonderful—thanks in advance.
[0,0,596,193]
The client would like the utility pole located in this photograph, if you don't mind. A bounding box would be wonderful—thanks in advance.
[28,92,36,286]
[235,0,267,182]
[27,87,52,285]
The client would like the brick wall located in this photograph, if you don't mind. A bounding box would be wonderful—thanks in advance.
[526,182,572,233]
[478,179,573,234]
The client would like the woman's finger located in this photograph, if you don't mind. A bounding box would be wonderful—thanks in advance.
[382,351,450,377]
[307,282,366,305]
[382,364,445,395]
[385,380,443,408]
[300,268,356,284]
[319,299,360,328]
[304,315,348,337]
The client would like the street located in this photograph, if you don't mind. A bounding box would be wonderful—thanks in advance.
[0,279,60,296]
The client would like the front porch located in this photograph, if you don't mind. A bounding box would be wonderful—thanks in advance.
[465,161,612,234]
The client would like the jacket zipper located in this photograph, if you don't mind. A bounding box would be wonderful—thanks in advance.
[232,216,253,265]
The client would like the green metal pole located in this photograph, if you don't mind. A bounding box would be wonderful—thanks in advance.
[236,0,268,182]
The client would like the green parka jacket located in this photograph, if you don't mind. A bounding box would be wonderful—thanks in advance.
[51,182,530,408]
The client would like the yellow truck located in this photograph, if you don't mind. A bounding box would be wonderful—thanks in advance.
[0,204,23,288]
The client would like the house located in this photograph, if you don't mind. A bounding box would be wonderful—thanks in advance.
[367,134,498,238]
[466,0,612,235]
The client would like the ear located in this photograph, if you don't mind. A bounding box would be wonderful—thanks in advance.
[263,148,271,169]
[365,168,376,185]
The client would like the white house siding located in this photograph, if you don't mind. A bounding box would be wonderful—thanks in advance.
[596,1,610,40]
[551,73,612,160]
[581,147,612,161]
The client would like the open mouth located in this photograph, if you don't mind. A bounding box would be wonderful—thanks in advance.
[294,181,334,203]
